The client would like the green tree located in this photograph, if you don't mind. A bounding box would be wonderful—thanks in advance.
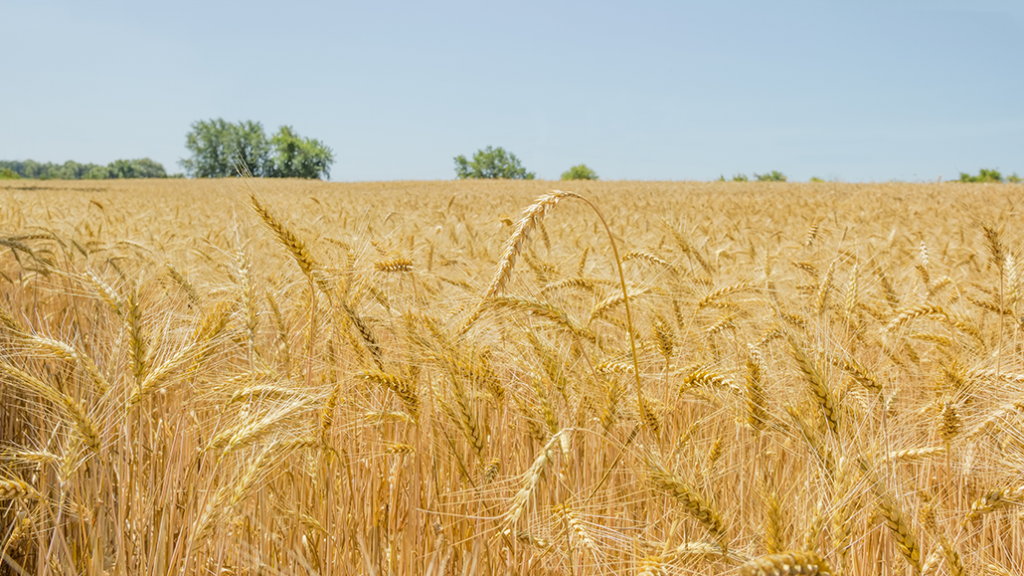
[43,161,95,179]
[0,168,19,179]
[1008,173,1022,183]
[83,166,111,179]
[959,168,1004,183]
[180,119,332,179]
[179,119,274,177]
[755,170,787,182]
[454,146,535,180]
[560,164,598,181]
[269,126,335,179]
[107,158,168,179]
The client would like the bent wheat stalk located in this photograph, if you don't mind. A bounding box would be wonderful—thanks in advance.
[483,190,648,432]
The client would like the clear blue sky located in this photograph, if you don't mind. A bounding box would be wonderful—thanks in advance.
[3,1,1023,182]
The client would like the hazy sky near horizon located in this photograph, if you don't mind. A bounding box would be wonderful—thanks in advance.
[3,1,1023,182]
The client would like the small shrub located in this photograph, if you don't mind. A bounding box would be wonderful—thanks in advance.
[755,171,787,182]
[0,168,20,180]
[810,177,825,183]
[959,168,1003,183]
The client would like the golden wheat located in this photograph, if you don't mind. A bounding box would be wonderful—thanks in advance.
[0,178,1021,575]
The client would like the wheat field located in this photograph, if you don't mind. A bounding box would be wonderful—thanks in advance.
[0,178,1022,576]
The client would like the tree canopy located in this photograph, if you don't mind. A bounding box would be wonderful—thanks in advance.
[271,126,335,180]
[454,146,534,180]
[179,119,334,179]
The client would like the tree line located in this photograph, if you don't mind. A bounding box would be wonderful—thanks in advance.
[0,119,336,181]
[0,158,171,180]
[4,121,1018,182]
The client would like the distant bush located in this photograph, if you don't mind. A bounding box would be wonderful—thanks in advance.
[0,159,168,180]
[560,164,598,181]
[716,173,749,182]
[1009,173,1022,183]
[0,168,19,180]
[755,171,787,182]
[454,146,534,180]
[958,168,1014,183]
[809,177,825,182]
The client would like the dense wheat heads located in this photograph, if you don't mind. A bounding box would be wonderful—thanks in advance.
[1,179,1023,575]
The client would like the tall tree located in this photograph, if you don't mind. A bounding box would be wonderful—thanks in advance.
[180,119,273,177]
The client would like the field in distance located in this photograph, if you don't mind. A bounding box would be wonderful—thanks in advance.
[0,179,1021,575]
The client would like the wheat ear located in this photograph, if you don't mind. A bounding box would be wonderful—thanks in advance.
[504,430,565,527]
[130,303,231,406]
[876,492,923,573]
[0,478,40,500]
[23,333,110,394]
[0,360,101,454]
[648,460,727,545]
[374,257,413,273]
[248,193,317,278]
[486,190,571,298]
[885,304,945,335]
[761,483,785,554]
[362,370,420,421]
[746,345,768,431]
[126,286,147,385]
[788,335,839,436]
[739,551,833,576]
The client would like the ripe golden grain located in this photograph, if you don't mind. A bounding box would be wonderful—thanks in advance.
[1,179,1021,575]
